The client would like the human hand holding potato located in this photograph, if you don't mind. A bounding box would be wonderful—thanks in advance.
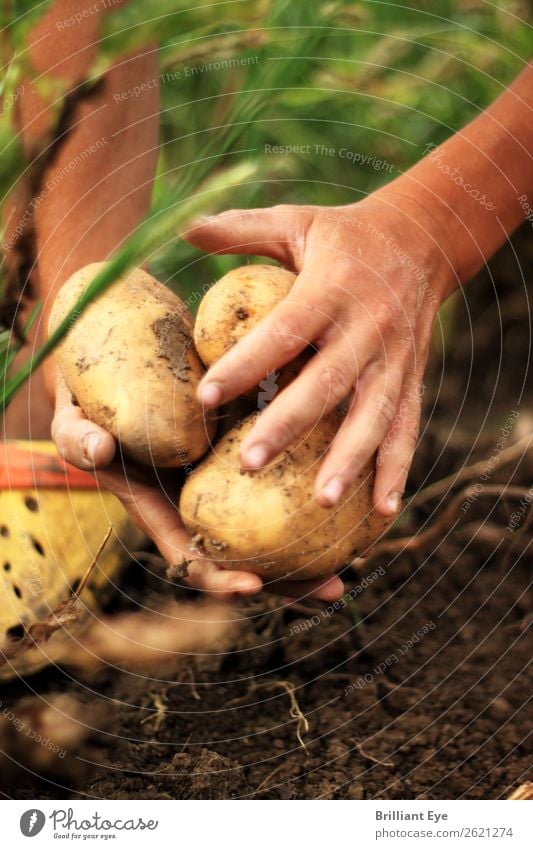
[185,192,456,516]
[51,375,344,601]
[48,266,344,602]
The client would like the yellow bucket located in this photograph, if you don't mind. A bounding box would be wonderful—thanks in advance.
[0,440,145,680]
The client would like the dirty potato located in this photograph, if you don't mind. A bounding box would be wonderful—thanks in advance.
[194,264,297,367]
[194,263,308,407]
[49,263,215,467]
[180,410,390,580]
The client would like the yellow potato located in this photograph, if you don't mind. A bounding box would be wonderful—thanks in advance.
[194,264,297,367]
[49,263,216,468]
[195,263,309,410]
[180,411,391,580]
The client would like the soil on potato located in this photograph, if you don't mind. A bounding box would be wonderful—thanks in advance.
[2,228,532,801]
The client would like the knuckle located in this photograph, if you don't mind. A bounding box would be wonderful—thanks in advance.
[327,256,358,285]
[269,415,300,450]
[316,361,351,403]
[270,312,307,355]
[302,287,338,319]
[401,423,420,456]
[373,302,403,336]
[398,397,421,438]
[272,203,296,217]
[273,205,310,255]
[405,373,425,405]
[375,393,398,433]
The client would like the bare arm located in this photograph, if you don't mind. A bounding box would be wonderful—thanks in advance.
[19,0,160,380]
[4,0,159,433]
[381,63,533,287]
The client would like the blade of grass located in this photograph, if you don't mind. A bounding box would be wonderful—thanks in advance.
[3,299,42,371]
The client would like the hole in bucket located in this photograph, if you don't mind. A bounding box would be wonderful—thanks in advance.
[24,496,39,512]
[31,537,45,557]
[6,623,25,642]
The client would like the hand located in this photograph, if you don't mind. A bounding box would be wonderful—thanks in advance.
[51,375,343,602]
[185,192,456,515]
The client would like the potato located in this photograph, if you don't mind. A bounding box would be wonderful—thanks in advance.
[194,264,297,367]
[195,263,309,412]
[49,263,216,468]
[180,410,390,580]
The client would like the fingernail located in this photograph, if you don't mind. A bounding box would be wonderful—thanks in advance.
[236,577,261,594]
[199,381,223,407]
[83,433,100,464]
[384,491,402,516]
[320,476,344,507]
[243,443,270,469]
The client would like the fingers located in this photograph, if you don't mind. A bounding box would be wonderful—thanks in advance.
[96,466,263,598]
[185,559,262,599]
[198,276,330,408]
[239,337,365,470]
[100,463,342,600]
[313,362,406,509]
[184,205,309,265]
[95,465,191,566]
[373,371,424,517]
[52,377,115,470]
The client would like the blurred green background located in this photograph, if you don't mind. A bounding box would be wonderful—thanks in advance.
[0,0,531,401]
[144,0,531,296]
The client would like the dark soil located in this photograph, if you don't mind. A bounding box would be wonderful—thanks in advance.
[1,227,532,800]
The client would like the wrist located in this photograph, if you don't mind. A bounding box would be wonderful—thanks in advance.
[357,185,460,304]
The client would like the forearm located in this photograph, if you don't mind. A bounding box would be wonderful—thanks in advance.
[2,0,159,437]
[15,1,159,389]
[377,63,533,291]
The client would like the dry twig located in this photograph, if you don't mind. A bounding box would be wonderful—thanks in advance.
[140,691,169,732]
[223,679,310,753]
[356,741,394,768]
[177,663,201,700]
[408,434,532,509]
[253,763,286,795]
[271,680,310,755]
[353,484,531,571]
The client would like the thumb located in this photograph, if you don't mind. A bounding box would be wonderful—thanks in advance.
[51,376,116,470]
[183,205,301,264]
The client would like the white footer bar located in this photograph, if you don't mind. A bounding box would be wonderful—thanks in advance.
[3,799,531,848]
